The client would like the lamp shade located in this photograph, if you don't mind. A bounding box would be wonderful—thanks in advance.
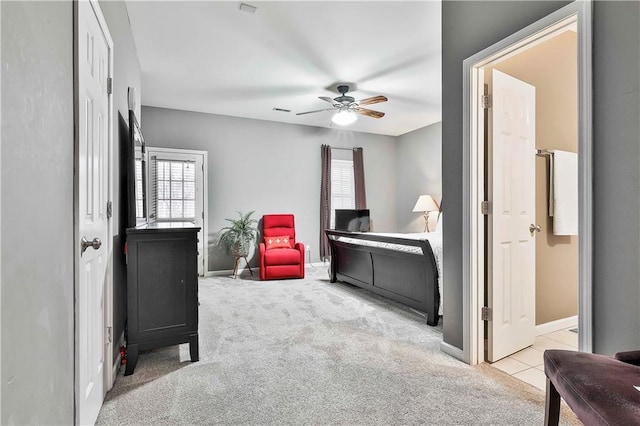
[331,109,357,126]
[412,195,438,212]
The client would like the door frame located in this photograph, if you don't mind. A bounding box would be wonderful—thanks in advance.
[459,1,592,365]
[73,0,115,420]
[145,147,209,276]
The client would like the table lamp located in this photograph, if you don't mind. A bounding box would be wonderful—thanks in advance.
[412,195,439,232]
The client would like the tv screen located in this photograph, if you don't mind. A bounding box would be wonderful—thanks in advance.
[335,209,370,232]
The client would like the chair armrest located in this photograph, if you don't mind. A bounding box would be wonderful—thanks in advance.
[614,350,640,366]
[294,242,305,253]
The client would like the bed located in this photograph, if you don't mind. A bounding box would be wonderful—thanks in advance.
[325,229,442,326]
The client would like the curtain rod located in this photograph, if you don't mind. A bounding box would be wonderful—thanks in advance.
[331,147,362,151]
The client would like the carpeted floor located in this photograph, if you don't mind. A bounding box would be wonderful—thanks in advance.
[97,266,579,425]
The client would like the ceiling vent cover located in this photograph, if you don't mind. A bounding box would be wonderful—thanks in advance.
[239,3,257,14]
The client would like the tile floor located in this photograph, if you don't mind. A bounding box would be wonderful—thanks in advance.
[490,328,578,391]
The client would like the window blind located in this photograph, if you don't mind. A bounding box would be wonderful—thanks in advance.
[330,159,355,228]
[149,156,197,221]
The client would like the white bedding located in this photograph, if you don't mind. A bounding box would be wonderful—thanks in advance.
[335,231,444,315]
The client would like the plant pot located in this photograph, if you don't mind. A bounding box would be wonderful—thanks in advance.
[230,241,250,258]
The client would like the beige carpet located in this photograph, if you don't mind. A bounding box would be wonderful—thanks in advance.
[97,266,580,425]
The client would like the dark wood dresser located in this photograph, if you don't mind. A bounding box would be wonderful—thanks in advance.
[125,222,200,375]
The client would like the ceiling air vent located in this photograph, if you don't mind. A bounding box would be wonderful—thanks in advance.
[239,3,257,14]
[272,107,291,113]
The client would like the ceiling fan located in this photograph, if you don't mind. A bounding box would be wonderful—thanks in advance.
[296,85,387,124]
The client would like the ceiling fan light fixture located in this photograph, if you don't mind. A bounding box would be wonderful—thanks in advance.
[332,109,357,126]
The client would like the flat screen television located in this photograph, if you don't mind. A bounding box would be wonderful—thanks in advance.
[335,209,370,232]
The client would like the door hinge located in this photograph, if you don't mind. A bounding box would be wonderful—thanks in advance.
[481,200,492,215]
[106,200,113,218]
[482,94,492,109]
[107,77,113,95]
[481,306,492,321]
[202,211,204,219]
[106,326,112,344]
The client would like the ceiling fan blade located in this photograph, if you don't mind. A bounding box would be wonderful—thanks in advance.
[356,95,388,106]
[352,107,385,119]
[319,96,338,105]
[296,107,336,116]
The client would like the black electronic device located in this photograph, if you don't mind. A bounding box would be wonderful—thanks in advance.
[335,209,370,232]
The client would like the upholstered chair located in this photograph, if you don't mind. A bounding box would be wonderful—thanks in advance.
[259,214,305,280]
[543,349,640,425]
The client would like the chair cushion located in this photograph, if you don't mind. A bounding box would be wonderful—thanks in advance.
[544,349,640,425]
[263,214,296,244]
[263,248,302,266]
[263,214,294,229]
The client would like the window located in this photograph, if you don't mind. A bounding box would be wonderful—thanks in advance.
[154,159,196,220]
[330,159,355,228]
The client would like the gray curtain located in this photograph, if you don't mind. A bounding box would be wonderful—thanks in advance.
[320,145,332,260]
[353,147,367,209]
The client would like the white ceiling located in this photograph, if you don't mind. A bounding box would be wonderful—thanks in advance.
[126,1,441,137]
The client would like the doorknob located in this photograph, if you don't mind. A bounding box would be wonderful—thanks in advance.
[81,236,102,254]
[529,224,542,235]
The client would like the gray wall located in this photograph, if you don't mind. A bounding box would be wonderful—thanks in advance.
[396,122,442,232]
[100,0,142,363]
[1,2,75,423]
[442,1,640,354]
[591,0,640,354]
[101,0,142,235]
[141,106,398,271]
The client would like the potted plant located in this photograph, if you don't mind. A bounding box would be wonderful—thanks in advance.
[218,211,257,257]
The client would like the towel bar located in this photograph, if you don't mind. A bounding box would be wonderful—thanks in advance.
[536,149,554,156]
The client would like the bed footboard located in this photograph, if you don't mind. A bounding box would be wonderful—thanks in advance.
[325,230,440,326]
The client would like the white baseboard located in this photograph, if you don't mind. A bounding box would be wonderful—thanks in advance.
[440,341,466,363]
[535,315,578,336]
[206,268,256,277]
[206,269,234,277]
[205,263,328,277]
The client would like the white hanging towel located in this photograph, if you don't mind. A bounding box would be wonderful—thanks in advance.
[551,150,578,235]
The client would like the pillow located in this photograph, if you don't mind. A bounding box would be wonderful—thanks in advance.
[264,235,291,250]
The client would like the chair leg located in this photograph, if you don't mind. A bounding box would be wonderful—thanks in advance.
[233,257,240,279]
[545,378,561,426]
[244,256,253,276]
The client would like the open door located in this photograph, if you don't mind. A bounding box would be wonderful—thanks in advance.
[487,69,536,362]
[76,0,113,423]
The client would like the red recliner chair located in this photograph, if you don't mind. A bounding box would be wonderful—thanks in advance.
[259,214,305,280]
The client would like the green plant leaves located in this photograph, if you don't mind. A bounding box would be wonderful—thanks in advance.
[218,211,257,255]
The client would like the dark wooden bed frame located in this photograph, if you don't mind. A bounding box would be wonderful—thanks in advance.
[325,230,440,326]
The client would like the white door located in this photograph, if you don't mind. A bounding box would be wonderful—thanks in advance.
[147,148,207,276]
[77,1,113,424]
[488,70,536,362]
